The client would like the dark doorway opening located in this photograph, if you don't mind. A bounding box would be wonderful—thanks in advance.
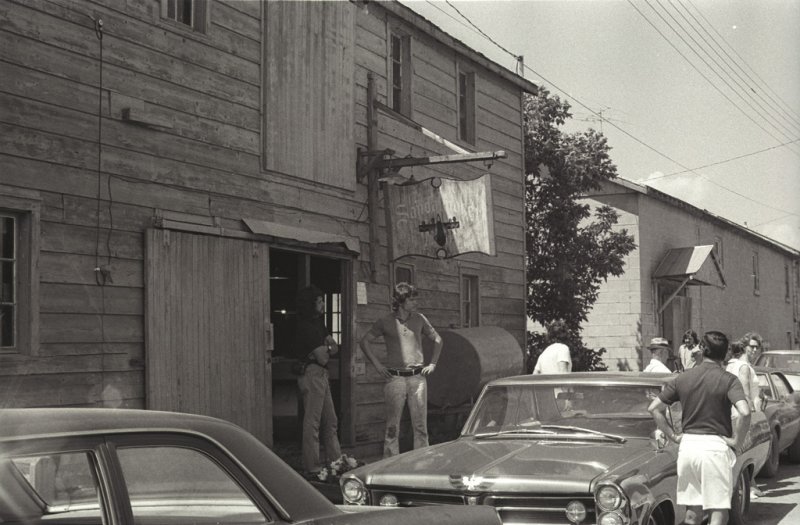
[270,249,346,467]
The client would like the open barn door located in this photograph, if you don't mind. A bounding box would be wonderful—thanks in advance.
[145,229,273,446]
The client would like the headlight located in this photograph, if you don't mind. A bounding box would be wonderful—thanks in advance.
[565,501,587,523]
[379,493,399,507]
[596,485,623,511]
[598,512,624,525]
[341,478,367,505]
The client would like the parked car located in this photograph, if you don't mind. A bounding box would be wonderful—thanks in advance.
[755,350,800,391]
[340,372,770,525]
[0,408,502,525]
[754,367,800,477]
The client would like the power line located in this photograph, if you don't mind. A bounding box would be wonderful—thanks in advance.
[636,0,800,155]
[431,0,799,219]
[685,0,800,129]
[645,138,800,180]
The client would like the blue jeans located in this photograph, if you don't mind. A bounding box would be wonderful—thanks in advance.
[384,375,428,457]
[298,365,341,472]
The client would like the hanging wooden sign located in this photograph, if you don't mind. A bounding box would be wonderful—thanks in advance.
[385,174,496,260]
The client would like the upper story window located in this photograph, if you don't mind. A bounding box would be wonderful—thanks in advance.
[393,263,415,287]
[458,66,476,144]
[389,31,412,116]
[713,236,724,268]
[786,263,791,302]
[752,251,760,295]
[461,273,480,327]
[161,0,207,32]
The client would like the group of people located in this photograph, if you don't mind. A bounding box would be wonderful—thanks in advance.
[294,282,441,477]
[648,329,768,525]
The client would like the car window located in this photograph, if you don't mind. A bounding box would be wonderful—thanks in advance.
[4,451,104,524]
[757,374,773,400]
[757,353,800,370]
[117,446,269,525]
[463,383,661,438]
[784,374,800,392]
[771,374,791,398]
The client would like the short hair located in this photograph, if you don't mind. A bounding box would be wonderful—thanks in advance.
[682,329,699,346]
[729,340,746,358]
[547,319,568,340]
[296,285,324,319]
[391,282,418,311]
[702,330,729,361]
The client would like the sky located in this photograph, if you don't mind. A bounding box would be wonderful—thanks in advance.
[401,0,800,250]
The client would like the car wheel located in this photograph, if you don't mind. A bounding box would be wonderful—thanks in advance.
[729,468,750,525]
[758,427,780,478]
[787,432,800,463]
[646,505,668,525]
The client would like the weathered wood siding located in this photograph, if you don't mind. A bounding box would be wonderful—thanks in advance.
[264,0,355,189]
[350,3,527,448]
[0,0,528,458]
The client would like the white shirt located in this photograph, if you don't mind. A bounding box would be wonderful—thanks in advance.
[533,343,572,373]
[644,359,672,373]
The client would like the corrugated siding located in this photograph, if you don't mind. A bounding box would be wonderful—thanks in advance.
[146,229,272,446]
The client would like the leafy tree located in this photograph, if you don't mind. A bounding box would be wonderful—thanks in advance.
[524,89,636,371]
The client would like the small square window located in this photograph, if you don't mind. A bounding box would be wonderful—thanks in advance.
[393,263,414,287]
[161,0,207,32]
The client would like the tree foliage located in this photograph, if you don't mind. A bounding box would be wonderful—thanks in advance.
[524,89,636,371]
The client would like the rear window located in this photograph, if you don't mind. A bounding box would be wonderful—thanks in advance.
[756,353,800,370]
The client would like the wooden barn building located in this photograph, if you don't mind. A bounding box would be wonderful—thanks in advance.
[0,0,536,460]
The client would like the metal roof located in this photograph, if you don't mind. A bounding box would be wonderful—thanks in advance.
[653,244,726,288]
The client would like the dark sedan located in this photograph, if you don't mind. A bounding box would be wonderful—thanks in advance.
[0,408,502,525]
[754,367,800,477]
[341,373,769,525]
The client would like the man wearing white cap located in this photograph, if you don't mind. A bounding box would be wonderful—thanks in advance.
[644,337,673,373]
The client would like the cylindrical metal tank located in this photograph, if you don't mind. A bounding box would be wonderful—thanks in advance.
[422,326,524,408]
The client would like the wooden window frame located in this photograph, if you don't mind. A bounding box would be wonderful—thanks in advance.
[457,62,476,145]
[785,263,791,303]
[0,186,40,355]
[392,262,415,287]
[713,236,724,268]
[752,251,760,296]
[459,271,480,328]
[160,0,208,33]
[388,27,412,116]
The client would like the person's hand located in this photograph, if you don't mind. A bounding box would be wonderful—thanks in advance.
[670,432,683,444]
[421,363,436,376]
[723,435,739,454]
[324,336,339,357]
[374,364,392,379]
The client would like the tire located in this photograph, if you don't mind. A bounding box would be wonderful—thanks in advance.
[729,468,750,525]
[787,432,800,463]
[646,505,668,525]
[758,427,780,478]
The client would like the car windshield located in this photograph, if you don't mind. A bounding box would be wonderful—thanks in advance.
[755,353,800,371]
[462,383,661,439]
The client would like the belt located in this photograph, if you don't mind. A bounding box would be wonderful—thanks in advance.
[387,366,423,377]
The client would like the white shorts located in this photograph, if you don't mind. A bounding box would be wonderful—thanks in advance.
[677,434,737,509]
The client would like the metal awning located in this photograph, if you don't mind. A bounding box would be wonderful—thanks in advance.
[654,244,725,287]
[243,218,360,254]
[654,245,725,315]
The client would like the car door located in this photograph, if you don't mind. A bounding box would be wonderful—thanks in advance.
[770,373,800,449]
[104,433,288,525]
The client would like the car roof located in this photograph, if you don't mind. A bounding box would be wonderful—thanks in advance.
[0,408,242,441]
[759,350,800,354]
[487,371,673,387]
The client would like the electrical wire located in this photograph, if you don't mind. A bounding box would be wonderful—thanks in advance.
[433,0,799,219]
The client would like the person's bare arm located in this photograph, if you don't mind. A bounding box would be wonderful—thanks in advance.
[737,366,755,409]
[358,332,391,379]
[421,334,442,376]
[726,399,751,451]
[648,397,682,444]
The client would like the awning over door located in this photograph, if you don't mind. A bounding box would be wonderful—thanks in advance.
[654,244,725,288]
[244,218,360,254]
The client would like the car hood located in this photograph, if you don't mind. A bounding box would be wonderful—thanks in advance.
[353,437,654,493]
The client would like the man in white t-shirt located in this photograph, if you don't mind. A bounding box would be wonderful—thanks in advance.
[533,320,572,374]
[644,337,673,373]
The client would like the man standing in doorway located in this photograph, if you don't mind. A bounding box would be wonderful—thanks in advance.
[359,282,443,457]
[649,331,751,525]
